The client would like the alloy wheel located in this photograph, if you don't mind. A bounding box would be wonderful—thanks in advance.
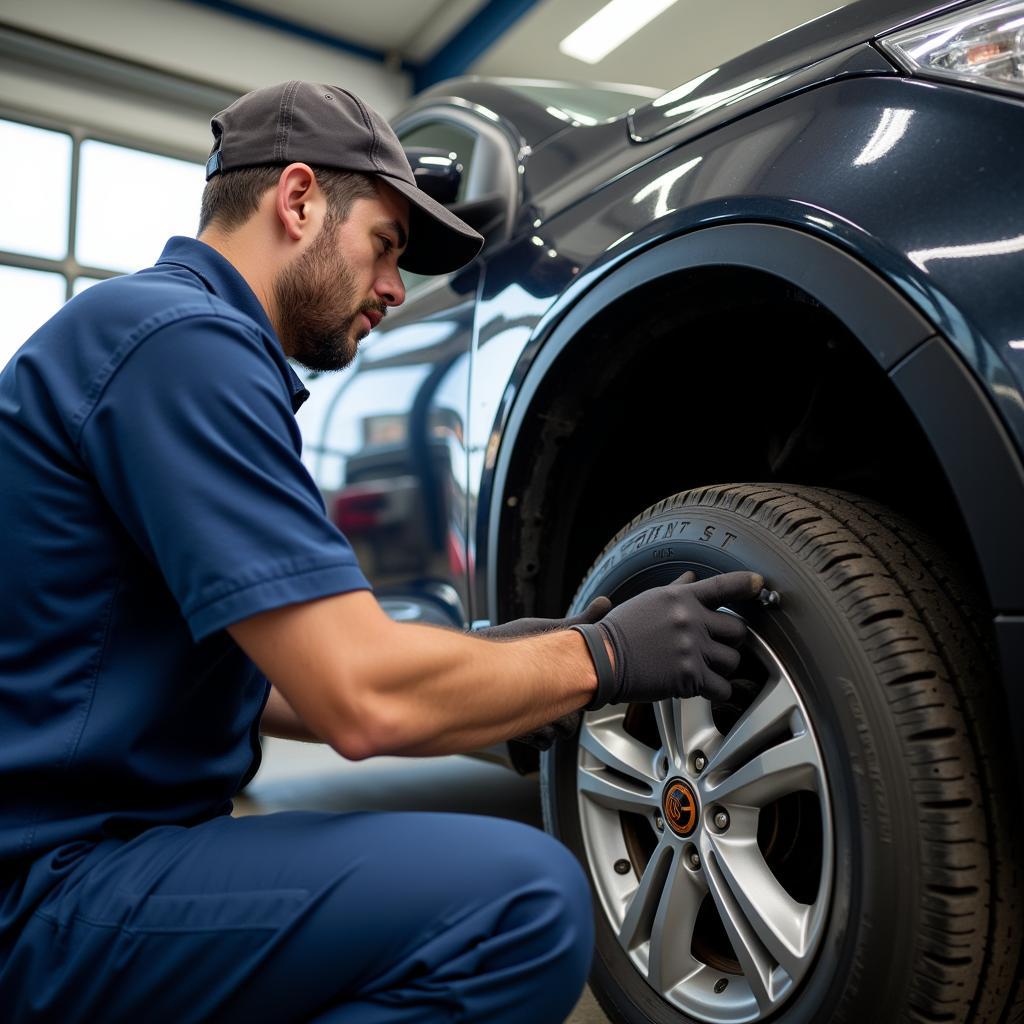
[577,625,834,1023]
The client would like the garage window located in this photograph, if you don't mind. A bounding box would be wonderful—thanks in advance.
[0,116,205,370]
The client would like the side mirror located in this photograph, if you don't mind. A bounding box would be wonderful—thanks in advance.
[448,194,506,237]
[403,147,463,205]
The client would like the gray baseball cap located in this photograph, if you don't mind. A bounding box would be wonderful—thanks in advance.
[206,80,484,275]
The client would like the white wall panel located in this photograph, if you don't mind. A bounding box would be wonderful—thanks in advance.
[0,0,410,158]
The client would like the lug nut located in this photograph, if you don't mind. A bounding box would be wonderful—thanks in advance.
[758,587,781,608]
[714,809,730,831]
[688,851,701,870]
[659,756,670,779]
[693,752,706,774]
[614,859,631,875]
[714,978,729,994]
[654,813,665,832]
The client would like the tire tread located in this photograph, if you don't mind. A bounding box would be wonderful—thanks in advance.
[570,483,1021,1023]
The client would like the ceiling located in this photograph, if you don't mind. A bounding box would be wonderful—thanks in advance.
[217,0,489,62]
[198,0,851,94]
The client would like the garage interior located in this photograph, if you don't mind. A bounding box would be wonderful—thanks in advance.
[3,1,1022,1023]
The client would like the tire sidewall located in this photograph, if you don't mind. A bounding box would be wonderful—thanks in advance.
[543,499,920,1024]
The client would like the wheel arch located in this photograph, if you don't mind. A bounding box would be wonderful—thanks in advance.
[485,223,1024,689]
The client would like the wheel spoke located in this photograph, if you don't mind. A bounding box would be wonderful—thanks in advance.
[657,696,719,764]
[702,676,820,807]
[578,714,658,814]
[618,843,672,952]
[705,834,812,985]
[704,731,819,807]
[707,676,798,775]
[652,700,682,765]
[702,844,778,1011]
[577,766,657,813]
[646,846,706,992]
[579,714,659,786]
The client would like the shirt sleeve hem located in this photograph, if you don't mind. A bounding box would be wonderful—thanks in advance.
[188,562,372,642]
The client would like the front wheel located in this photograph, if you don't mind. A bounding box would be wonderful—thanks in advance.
[542,484,1021,1024]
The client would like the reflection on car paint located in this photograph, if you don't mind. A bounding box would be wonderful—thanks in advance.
[304,38,1024,642]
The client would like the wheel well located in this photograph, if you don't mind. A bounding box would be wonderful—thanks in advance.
[495,265,984,619]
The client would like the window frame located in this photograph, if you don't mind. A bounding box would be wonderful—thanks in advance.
[0,106,207,301]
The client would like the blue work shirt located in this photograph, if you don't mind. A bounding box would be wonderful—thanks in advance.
[0,236,370,874]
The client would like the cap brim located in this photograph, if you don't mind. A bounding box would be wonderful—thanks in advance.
[384,175,484,276]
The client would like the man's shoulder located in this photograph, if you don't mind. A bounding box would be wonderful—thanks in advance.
[65,269,281,391]
[76,268,264,340]
[7,266,288,447]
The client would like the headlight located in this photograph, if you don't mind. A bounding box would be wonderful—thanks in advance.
[879,0,1024,96]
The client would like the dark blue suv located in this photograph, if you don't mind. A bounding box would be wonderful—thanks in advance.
[297,2,1024,1021]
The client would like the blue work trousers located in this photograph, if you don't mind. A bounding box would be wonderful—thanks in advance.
[0,811,594,1022]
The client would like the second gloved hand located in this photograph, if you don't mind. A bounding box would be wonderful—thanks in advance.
[582,570,764,706]
[475,597,612,639]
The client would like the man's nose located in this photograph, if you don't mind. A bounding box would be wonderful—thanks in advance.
[376,268,406,308]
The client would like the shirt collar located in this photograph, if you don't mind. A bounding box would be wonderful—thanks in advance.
[154,236,310,412]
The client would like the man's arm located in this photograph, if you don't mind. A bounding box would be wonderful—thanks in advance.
[260,685,321,741]
[232,590,599,760]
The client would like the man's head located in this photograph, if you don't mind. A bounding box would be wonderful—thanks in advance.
[199,162,406,371]
[197,81,482,371]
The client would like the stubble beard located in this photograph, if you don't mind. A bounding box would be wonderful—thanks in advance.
[273,217,386,373]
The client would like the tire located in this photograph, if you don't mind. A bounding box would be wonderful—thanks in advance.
[541,483,1021,1024]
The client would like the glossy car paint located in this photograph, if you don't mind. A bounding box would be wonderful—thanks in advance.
[298,264,479,628]
[303,1,1024,771]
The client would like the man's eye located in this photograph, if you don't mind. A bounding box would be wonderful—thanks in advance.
[379,236,394,255]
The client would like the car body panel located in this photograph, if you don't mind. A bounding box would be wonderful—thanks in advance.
[471,77,1024,596]
[303,11,1024,775]
[627,0,969,141]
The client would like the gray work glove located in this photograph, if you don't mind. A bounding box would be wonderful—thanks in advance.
[478,597,612,750]
[574,570,764,708]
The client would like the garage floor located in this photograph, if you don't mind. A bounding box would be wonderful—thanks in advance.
[235,739,611,1024]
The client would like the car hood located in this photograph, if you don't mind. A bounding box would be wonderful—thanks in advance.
[630,0,975,140]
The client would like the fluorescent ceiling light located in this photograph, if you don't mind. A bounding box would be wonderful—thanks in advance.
[559,0,679,64]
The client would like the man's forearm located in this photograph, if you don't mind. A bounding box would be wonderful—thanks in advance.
[230,590,601,761]
[355,624,598,757]
[257,625,597,754]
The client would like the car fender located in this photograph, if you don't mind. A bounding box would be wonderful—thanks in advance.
[483,222,1024,750]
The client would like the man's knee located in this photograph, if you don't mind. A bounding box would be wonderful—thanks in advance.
[479,821,594,1010]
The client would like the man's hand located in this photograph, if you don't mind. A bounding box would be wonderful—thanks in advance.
[584,570,764,706]
[476,597,612,640]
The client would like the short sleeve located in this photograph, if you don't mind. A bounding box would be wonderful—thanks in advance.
[78,313,370,640]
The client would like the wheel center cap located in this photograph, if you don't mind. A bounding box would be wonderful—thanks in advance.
[662,778,700,837]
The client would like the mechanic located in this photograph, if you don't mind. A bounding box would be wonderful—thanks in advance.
[0,81,762,1023]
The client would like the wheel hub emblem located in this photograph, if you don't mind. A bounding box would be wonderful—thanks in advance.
[663,778,699,837]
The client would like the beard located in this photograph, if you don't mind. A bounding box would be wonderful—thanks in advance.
[272,217,386,373]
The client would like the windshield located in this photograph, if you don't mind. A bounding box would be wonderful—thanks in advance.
[490,78,663,124]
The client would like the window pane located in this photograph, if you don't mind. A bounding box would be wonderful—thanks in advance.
[73,276,105,295]
[0,120,72,260]
[0,265,67,370]
[76,141,205,273]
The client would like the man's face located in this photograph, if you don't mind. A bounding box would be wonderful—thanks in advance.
[274,183,409,373]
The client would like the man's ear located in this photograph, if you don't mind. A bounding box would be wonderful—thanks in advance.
[274,163,320,242]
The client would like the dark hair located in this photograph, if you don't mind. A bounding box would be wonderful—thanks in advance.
[198,164,378,234]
